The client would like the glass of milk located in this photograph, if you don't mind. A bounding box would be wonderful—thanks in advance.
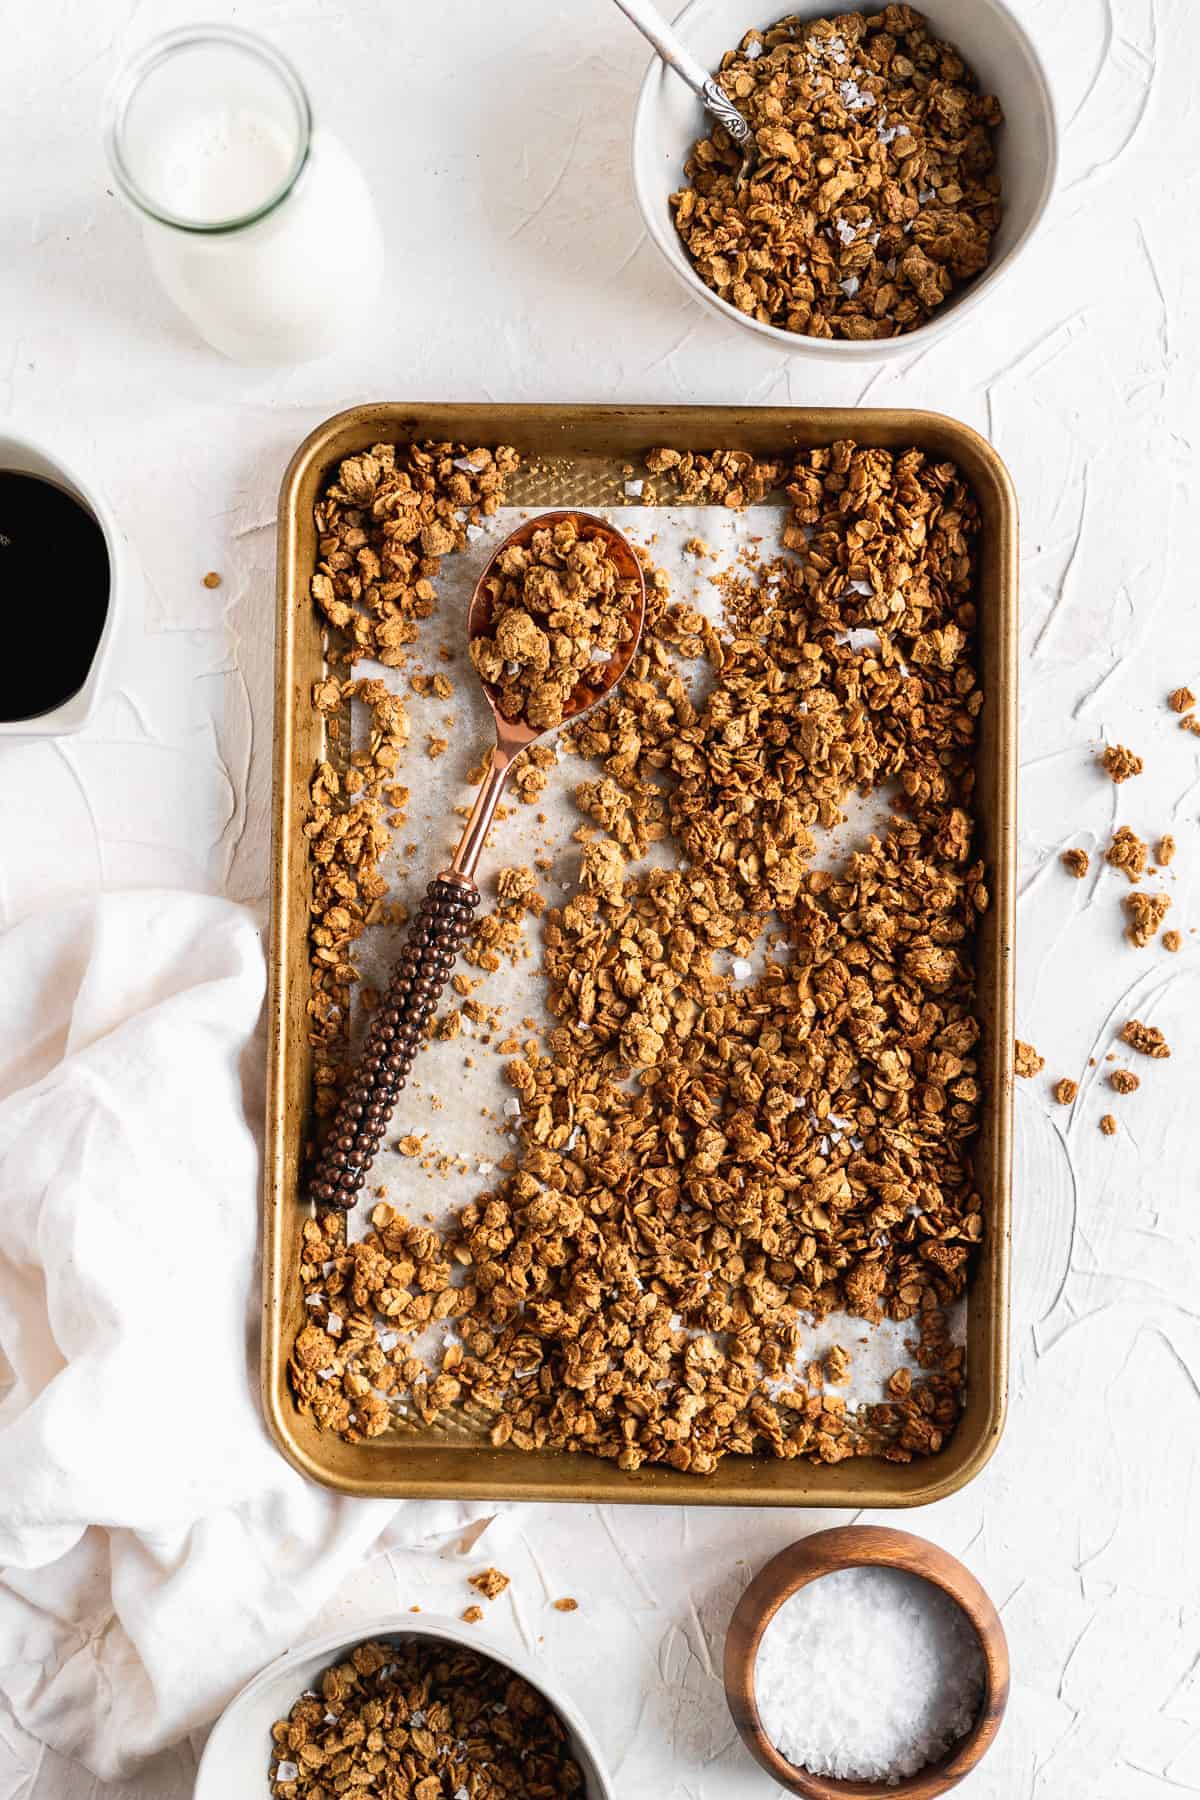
[104,27,384,363]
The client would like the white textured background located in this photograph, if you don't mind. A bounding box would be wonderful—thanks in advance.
[2,0,1199,1794]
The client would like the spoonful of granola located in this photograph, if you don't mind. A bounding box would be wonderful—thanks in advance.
[308,510,647,1211]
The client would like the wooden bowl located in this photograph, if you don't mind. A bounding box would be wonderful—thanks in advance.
[723,1526,1009,1799]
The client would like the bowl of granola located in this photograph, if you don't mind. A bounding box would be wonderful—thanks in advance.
[631,1,1057,356]
[194,1614,614,1799]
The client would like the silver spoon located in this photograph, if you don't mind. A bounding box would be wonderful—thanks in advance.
[610,0,756,178]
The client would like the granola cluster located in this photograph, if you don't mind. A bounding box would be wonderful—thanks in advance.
[468,518,638,732]
[293,440,987,1472]
[303,443,519,1102]
[670,6,1002,341]
[269,1638,582,1799]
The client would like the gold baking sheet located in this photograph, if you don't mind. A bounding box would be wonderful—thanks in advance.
[263,404,1016,1506]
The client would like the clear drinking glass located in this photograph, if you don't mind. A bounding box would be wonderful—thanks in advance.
[104,27,384,364]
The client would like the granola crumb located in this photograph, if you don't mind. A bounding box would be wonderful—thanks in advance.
[426,734,449,759]
[1015,1040,1045,1079]
[1061,848,1089,879]
[202,570,221,589]
[461,1605,484,1624]
[1101,743,1143,783]
[1099,1114,1118,1136]
[1053,1078,1078,1106]
[468,1567,511,1601]
[1109,1069,1139,1095]
[1124,890,1171,948]
[552,1598,579,1614]
[1120,1019,1171,1058]
[1105,826,1146,884]
[1157,834,1176,867]
[1168,686,1196,714]
[1163,929,1182,952]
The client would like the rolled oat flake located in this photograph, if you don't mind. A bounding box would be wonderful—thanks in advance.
[754,1565,985,1781]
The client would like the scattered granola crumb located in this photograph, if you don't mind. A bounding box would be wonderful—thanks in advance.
[468,1568,511,1601]
[1183,715,1200,738]
[1015,1040,1045,1079]
[1053,1078,1078,1106]
[461,1605,484,1624]
[1061,848,1089,879]
[1157,834,1176,867]
[1105,826,1146,884]
[1163,929,1182,952]
[425,734,449,759]
[1109,1069,1139,1095]
[202,570,221,589]
[1124,890,1171,948]
[1099,1114,1117,1136]
[1121,1019,1170,1058]
[1168,686,1196,715]
[552,1598,579,1614]
[1101,743,1143,783]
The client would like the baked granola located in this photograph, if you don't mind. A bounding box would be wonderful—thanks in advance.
[1061,848,1089,879]
[1121,1019,1170,1058]
[268,1637,583,1798]
[292,439,987,1473]
[670,6,1002,341]
[1109,1069,1139,1095]
[468,517,637,732]
[1099,1114,1117,1137]
[1124,891,1170,948]
[1101,743,1143,783]
[1015,1040,1044,1079]
[1105,826,1146,884]
[1168,686,1195,715]
[1053,1078,1077,1106]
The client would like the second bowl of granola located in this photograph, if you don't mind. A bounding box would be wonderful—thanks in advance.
[194,1614,615,1800]
[631,0,1058,357]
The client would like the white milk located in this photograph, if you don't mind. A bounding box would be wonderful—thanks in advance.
[109,31,384,364]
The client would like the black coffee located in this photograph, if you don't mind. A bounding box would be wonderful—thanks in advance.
[0,471,111,722]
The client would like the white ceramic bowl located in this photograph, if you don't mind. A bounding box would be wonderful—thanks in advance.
[632,0,1058,359]
[194,1613,616,1799]
[0,428,134,735]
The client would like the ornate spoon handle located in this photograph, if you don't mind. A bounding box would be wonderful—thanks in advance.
[307,873,479,1210]
[608,0,753,144]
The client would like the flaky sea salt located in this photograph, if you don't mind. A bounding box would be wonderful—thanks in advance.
[755,1566,985,1782]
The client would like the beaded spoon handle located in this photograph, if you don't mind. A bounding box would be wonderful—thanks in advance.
[308,509,647,1212]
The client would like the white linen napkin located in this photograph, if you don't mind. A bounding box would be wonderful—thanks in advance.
[0,893,485,1781]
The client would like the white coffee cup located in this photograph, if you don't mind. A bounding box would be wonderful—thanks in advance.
[0,429,134,736]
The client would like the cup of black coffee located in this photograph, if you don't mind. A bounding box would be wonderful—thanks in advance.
[0,432,131,735]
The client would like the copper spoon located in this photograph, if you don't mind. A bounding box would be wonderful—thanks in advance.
[308,509,647,1212]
